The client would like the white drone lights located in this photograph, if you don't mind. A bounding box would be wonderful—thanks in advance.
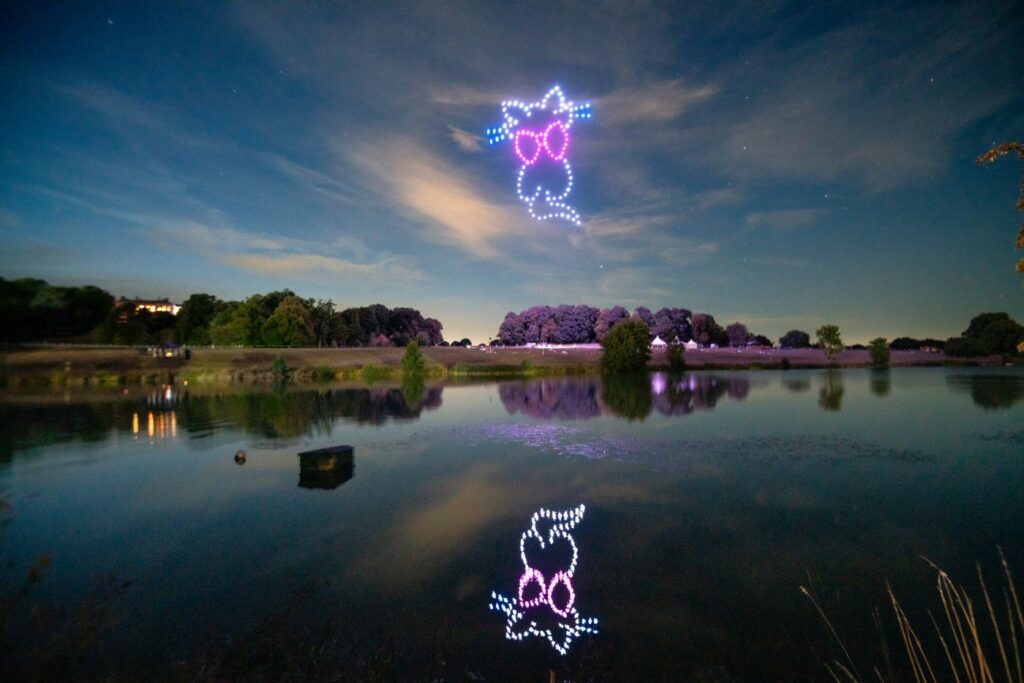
[486,85,593,226]
[488,504,599,655]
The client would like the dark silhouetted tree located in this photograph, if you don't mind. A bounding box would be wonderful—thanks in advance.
[725,322,749,347]
[177,293,220,345]
[779,329,811,349]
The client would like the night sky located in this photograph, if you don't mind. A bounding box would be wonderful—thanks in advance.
[1,1,1022,343]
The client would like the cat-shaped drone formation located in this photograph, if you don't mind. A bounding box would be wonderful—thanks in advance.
[489,504,599,655]
[486,85,593,226]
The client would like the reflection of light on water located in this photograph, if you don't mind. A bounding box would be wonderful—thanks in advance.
[651,372,667,396]
[132,411,177,440]
[489,505,598,655]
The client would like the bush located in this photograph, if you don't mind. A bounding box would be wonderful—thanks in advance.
[360,364,391,383]
[665,342,686,371]
[271,356,289,381]
[600,319,651,373]
[944,336,987,357]
[868,337,890,369]
[401,341,427,376]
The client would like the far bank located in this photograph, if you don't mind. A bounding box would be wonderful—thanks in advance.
[0,345,1004,387]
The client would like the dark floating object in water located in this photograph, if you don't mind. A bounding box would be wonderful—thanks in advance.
[297,445,354,490]
[234,449,247,465]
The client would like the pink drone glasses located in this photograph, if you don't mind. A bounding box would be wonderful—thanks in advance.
[513,121,570,166]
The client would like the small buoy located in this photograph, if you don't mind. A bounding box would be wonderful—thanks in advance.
[234,449,247,465]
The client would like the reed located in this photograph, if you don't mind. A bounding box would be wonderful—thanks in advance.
[804,549,1023,682]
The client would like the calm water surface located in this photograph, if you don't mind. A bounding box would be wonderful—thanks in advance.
[1,368,1023,681]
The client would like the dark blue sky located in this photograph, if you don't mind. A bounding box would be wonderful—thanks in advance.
[2,1,1022,342]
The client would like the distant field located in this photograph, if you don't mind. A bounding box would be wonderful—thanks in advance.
[0,344,992,387]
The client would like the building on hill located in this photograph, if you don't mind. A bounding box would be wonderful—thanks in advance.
[116,297,181,316]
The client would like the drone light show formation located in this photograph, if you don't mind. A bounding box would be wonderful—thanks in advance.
[489,504,599,655]
[486,85,593,226]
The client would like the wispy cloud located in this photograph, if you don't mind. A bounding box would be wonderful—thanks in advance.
[597,79,717,124]
[447,125,484,153]
[745,208,826,231]
[267,154,360,205]
[343,137,528,259]
[221,252,423,281]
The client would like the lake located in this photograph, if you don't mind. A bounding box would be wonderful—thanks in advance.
[1,368,1023,681]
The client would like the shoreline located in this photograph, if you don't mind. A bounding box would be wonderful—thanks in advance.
[0,346,1008,387]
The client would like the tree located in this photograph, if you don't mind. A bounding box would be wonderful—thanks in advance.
[751,334,772,347]
[963,312,1011,339]
[209,301,251,346]
[260,296,314,347]
[816,324,843,362]
[177,293,220,345]
[945,336,987,357]
[976,142,1024,273]
[779,330,811,349]
[633,306,655,330]
[868,337,890,369]
[725,322,749,347]
[498,312,526,345]
[593,306,630,341]
[652,307,692,343]
[978,317,1024,355]
[600,319,651,372]
[401,340,427,376]
[692,313,725,347]
[665,342,686,371]
[306,299,337,348]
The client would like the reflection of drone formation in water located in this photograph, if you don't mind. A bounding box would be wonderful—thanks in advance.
[489,505,598,655]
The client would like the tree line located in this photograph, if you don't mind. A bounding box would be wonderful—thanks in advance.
[495,305,774,347]
[184,292,444,348]
[0,277,446,347]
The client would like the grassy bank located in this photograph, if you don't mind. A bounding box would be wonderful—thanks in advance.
[0,345,1003,387]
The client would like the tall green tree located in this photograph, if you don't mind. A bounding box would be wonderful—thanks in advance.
[600,318,651,372]
[401,340,427,376]
[260,296,314,347]
[868,337,890,369]
[816,324,843,362]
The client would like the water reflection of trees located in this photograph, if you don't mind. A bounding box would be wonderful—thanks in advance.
[947,373,1024,410]
[0,386,443,458]
[499,373,753,421]
[869,370,891,397]
[818,371,844,412]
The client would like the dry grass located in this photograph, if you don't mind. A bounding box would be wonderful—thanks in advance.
[804,550,1023,683]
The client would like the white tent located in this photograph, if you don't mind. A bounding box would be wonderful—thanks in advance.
[684,339,699,350]
[651,335,668,348]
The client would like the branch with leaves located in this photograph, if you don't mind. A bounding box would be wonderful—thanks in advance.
[976,142,1024,273]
